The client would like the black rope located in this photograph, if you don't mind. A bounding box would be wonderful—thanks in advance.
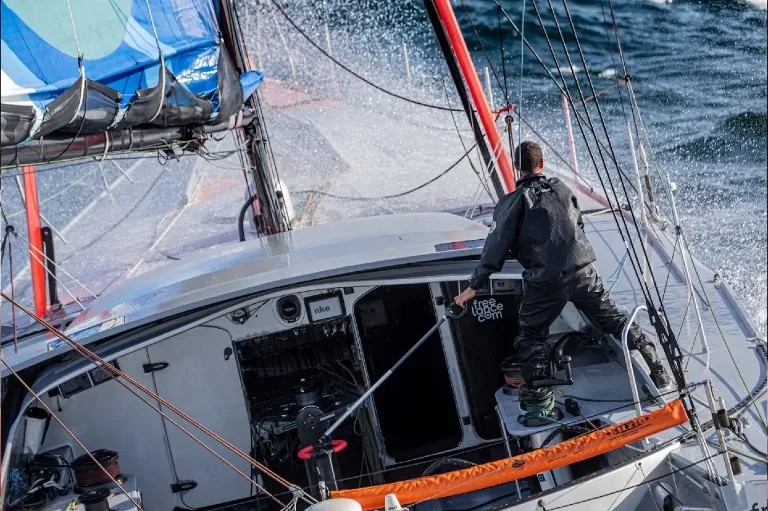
[440,74,495,201]
[557,0,675,328]
[268,0,462,113]
[529,0,651,310]
[492,1,644,199]
[599,0,640,145]
[497,7,511,107]
[1,225,10,264]
[660,234,680,303]
[458,0,506,95]
[293,143,476,201]
[496,6,516,166]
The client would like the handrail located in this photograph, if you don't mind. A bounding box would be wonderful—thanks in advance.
[622,305,647,422]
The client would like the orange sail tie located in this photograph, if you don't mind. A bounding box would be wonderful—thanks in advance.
[332,399,688,510]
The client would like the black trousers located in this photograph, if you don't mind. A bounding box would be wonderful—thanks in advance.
[515,264,644,361]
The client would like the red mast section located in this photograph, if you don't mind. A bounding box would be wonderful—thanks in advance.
[22,166,47,316]
[433,0,516,193]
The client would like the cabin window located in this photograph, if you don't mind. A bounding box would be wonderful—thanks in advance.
[354,284,462,461]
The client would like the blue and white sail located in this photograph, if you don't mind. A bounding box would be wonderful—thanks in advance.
[1,0,263,147]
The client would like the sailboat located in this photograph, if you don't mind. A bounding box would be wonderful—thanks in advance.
[1,0,765,510]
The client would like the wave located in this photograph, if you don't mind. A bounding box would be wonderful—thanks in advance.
[665,111,768,161]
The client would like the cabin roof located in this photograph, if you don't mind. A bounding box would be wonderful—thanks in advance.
[2,212,488,374]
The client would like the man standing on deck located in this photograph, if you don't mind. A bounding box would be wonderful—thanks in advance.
[454,141,672,389]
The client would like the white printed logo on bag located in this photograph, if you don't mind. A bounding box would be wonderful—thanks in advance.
[471,298,504,322]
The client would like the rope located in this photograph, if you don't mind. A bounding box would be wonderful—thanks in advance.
[1,359,143,510]
[8,235,19,353]
[440,74,495,202]
[517,0,527,148]
[11,230,97,298]
[546,452,723,510]
[64,0,82,59]
[527,0,650,310]
[143,0,166,123]
[292,143,476,201]
[11,236,85,310]
[0,293,316,506]
[681,230,768,429]
[267,0,461,113]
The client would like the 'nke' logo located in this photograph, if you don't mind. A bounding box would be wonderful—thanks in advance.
[471,298,504,322]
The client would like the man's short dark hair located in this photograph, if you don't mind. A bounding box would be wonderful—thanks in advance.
[515,141,543,173]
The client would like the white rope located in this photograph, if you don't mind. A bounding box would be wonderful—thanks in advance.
[64,0,87,125]
[143,0,167,123]
[64,0,82,59]
[12,232,97,298]
[465,135,506,219]
[12,237,86,310]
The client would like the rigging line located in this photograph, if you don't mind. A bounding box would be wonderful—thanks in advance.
[64,0,83,61]
[680,231,768,428]
[8,238,19,353]
[292,143,477,201]
[267,0,462,113]
[10,230,97,298]
[525,82,622,125]
[441,74,495,201]
[598,0,634,138]
[3,168,100,221]
[540,0,668,317]
[0,294,317,506]
[0,139,201,173]
[1,358,143,510]
[547,452,724,510]
[492,1,644,202]
[556,0,708,410]
[517,0,527,149]
[252,94,289,231]
[660,234,680,303]
[497,7,511,106]
[555,0,671,315]
[528,0,651,309]
[142,0,166,123]
[458,0,505,95]
[496,6,516,167]
[11,237,86,310]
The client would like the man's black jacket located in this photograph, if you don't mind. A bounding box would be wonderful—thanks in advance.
[469,173,596,289]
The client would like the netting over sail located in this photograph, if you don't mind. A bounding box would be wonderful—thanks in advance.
[0,0,263,147]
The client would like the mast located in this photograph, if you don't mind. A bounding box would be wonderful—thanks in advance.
[22,166,47,316]
[423,0,504,200]
[426,0,517,193]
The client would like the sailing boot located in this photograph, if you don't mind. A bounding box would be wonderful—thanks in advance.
[632,333,673,390]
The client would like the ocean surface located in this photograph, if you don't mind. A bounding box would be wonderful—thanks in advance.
[1,0,765,338]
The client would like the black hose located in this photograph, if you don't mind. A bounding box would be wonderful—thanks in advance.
[238,194,260,242]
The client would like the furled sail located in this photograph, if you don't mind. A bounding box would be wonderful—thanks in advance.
[0,0,263,150]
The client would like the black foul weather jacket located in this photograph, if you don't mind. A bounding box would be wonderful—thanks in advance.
[468,173,596,289]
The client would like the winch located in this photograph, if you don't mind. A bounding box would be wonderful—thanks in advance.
[502,350,575,428]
